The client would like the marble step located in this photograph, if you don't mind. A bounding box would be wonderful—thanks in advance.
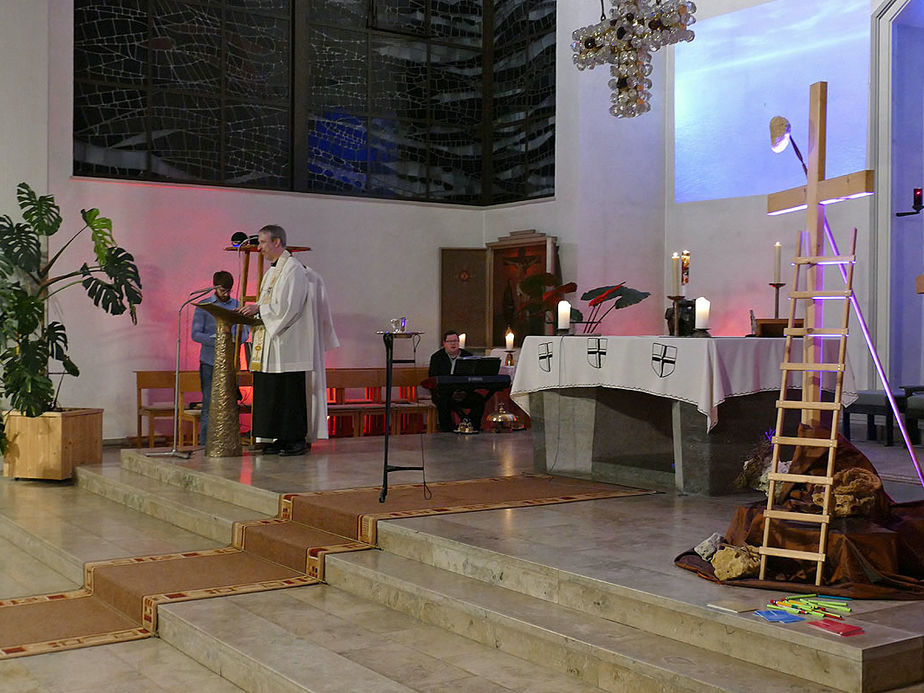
[119,449,279,516]
[326,548,879,693]
[75,463,272,543]
[373,520,924,693]
[0,478,224,586]
[157,583,605,693]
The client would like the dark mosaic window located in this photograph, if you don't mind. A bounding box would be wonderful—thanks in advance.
[74,0,555,205]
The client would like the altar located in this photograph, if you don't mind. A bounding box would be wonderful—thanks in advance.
[511,335,857,495]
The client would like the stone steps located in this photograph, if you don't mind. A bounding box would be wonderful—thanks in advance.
[118,449,279,515]
[74,462,272,543]
[368,521,924,693]
[157,583,604,693]
[325,547,848,693]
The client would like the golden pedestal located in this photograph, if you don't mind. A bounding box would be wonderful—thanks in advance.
[195,303,260,458]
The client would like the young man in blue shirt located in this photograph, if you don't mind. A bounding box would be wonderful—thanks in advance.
[191,271,248,444]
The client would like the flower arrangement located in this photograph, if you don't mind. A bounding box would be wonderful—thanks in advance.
[517,273,650,334]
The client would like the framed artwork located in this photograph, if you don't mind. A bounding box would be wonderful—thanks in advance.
[487,231,559,347]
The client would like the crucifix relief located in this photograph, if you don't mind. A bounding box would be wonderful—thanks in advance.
[766,81,874,426]
[571,0,697,118]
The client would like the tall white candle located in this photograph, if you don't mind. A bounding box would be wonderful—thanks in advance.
[557,300,571,330]
[505,330,514,350]
[458,333,466,349]
[773,242,782,283]
[671,253,680,295]
[694,297,710,329]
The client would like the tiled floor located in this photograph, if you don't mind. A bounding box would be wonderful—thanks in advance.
[0,425,922,691]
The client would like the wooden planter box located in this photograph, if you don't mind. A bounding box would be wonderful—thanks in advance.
[2,408,103,480]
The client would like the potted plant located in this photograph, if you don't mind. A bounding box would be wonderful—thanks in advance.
[0,182,142,478]
[517,273,650,335]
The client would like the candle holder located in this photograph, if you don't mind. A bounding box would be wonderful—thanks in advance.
[504,350,515,366]
[769,282,786,319]
[667,295,684,336]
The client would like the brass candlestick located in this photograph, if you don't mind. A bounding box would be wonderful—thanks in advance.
[769,282,786,318]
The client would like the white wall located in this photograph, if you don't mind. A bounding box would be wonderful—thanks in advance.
[0,0,48,208]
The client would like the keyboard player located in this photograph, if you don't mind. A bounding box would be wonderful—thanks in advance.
[428,330,484,432]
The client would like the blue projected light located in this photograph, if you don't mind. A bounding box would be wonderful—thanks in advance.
[674,0,869,203]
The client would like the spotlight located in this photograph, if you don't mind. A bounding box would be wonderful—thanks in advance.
[896,187,924,217]
[769,115,807,175]
[230,231,258,246]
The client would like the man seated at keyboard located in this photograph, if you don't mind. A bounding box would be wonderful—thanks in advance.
[427,330,484,432]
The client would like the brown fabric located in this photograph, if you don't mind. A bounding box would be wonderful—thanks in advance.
[0,592,139,650]
[287,474,645,541]
[676,427,924,599]
[241,522,353,572]
[90,551,303,622]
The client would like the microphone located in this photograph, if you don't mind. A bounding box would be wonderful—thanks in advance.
[189,286,214,295]
[231,231,259,247]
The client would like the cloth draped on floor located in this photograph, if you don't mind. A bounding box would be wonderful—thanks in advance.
[675,428,924,599]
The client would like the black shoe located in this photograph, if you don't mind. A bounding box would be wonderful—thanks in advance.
[260,443,281,455]
[279,441,307,456]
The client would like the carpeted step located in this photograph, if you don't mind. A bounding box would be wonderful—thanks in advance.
[325,549,900,693]
[372,519,924,693]
[157,584,607,693]
[119,450,279,515]
[75,464,272,543]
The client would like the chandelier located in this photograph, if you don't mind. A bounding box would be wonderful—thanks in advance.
[571,0,697,118]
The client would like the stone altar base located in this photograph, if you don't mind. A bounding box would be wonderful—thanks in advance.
[529,388,797,495]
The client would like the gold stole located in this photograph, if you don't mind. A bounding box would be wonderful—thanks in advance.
[249,253,290,372]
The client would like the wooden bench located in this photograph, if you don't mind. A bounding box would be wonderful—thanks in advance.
[138,367,435,446]
[326,367,435,436]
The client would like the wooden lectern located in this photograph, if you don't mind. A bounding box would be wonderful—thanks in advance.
[195,302,261,457]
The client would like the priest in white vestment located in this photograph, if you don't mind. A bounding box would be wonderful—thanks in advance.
[238,224,338,455]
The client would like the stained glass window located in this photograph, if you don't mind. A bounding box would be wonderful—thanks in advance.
[73,0,555,204]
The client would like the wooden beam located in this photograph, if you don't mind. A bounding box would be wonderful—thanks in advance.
[767,170,875,215]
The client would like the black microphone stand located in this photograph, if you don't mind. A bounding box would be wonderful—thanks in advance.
[145,287,213,460]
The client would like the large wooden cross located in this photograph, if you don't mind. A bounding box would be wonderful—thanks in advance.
[766,81,874,426]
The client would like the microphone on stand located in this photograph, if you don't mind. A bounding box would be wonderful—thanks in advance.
[189,286,215,295]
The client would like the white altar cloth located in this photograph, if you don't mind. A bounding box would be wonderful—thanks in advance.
[511,335,857,431]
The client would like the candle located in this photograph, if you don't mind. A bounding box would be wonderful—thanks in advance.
[557,300,571,331]
[681,250,690,287]
[773,242,782,283]
[458,333,466,349]
[671,253,680,295]
[505,329,514,350]
[695,297,710,329]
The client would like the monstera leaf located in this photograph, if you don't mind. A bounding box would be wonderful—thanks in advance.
[0,284,44,338]
[81,247,143,322]
[17,182,62,237]
[1,339,55,417]
[82,208,115,266]
[45,321,69,361]
[0,216,41,275]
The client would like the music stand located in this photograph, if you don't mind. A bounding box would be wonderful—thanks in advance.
[194,303,260,458]
[378,330,423,502]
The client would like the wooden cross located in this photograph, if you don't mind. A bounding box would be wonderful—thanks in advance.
[766,81,874,426]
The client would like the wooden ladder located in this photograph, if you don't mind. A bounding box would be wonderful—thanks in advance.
[758,229,857,586]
